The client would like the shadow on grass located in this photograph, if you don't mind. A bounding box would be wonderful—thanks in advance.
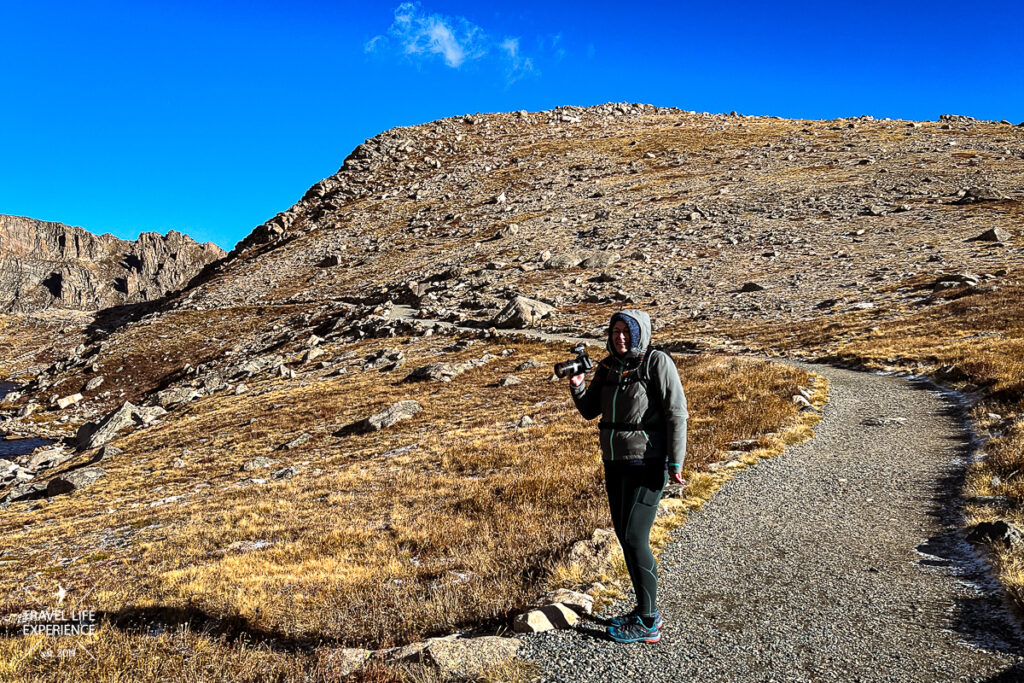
[907,375,1023,658]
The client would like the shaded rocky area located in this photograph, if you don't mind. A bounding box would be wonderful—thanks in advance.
[0,214,225,313]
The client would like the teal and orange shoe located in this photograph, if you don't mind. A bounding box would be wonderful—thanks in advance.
[607,614,661,643]
[608,608,663,630]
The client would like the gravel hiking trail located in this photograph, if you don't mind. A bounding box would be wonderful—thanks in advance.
[516,362,1023,682]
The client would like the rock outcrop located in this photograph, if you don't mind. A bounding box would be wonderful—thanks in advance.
[0,214,225,312]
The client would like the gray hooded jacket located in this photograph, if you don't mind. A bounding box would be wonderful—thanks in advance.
[570,309,689,467]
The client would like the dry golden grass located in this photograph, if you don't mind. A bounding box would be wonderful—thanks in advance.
[0,313,90,379]
[0,332,812,679]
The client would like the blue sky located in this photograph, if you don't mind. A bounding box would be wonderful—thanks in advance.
[2,1,1021,251]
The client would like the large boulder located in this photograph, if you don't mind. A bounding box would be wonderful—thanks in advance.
[27,447,73,472]
[407,362,460,382]
[1,480,49,506]
[406,354,496,383]
[955,187,1004,204]
[543,253,583,269]
[76,401,167,450]
[46,467,106,496]
[491,296,555,329]
[1,460,34,486]
[581,252,621,269]
[353,401,423,433]
[156,386,203,408]
[969,227,1010,242]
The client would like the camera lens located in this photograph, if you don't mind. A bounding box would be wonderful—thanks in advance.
[554,359,581,378]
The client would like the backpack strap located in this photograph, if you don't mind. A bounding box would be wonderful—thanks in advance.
[641,346,665,384]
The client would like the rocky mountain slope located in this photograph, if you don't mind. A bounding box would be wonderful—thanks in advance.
[0,214,225,313]
[2,102,1022,441]
[179,104,1022,335]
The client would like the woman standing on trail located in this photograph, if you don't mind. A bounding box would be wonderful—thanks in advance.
[569,309,688,644]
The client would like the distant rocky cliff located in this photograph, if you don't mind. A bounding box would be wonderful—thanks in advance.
[0,214,225,312]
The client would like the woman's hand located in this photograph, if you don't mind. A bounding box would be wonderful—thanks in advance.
[669,469,686,486]
[570,374,585,387]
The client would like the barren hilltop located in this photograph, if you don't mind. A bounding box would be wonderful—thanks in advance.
[0,103,1022,679]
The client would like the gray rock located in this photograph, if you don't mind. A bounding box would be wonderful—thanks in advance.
[281,433,312,450]
[241,456,280,472]
[739,282,766,292]
[543,253,584,269]
[539,588,595,615]
[76,402,168,450]
[271,466,296,480]
[1,460,34,486]
[407,361,461,382]
[491,296,555,329]
[320,648,370,677]
[567,528,620,573]
[581,252,621,269]
[970,227,1010,242]
[354,400,423,433]
[955,187,1004,204]
[157,386,203,408]
[47,467,106,496]
[97,444,123,461]
[2,480,48,504]
[498,375,522,387]
[420,636,522,678]
[933,272,980,289]
[27,447,73,472]
[84,376,104,391]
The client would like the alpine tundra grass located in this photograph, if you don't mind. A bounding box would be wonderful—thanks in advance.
[0,331,812,679]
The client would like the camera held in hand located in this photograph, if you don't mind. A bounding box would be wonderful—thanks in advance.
[554,344,594,379]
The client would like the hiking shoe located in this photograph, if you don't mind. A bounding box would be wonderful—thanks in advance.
[608,608,663,630]
[608,614,661,643]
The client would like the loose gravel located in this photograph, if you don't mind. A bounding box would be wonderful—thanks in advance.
[516,363,1023,682]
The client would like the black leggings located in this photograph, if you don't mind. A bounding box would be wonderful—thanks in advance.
[604,460,668,618]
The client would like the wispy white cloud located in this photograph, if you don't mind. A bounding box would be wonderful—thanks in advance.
[551,33,566,61]
[366,2,488,68]
[500,36,534,84]
[366,2,541,84]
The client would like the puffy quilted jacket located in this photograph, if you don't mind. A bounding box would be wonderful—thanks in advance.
[570,309,689,467]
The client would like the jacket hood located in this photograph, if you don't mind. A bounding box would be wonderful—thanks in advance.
[607,309,651,360]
